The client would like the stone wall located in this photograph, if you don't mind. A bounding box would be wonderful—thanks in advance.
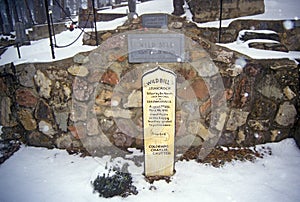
[188,0,265,23]
[198,19,300,51]
[0,15,299,157]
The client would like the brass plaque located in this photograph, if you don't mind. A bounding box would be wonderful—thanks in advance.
[142,66,176,177]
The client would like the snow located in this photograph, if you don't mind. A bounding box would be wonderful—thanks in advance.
[1,0,300,65]
[0,139,299,202]
[0,0,300,201]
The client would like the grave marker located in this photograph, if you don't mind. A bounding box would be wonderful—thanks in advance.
[128,33,184,63]
[142,14,168,28]
[142,66,176,177]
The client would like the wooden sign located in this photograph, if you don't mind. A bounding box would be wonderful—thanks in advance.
[142,66,176,177]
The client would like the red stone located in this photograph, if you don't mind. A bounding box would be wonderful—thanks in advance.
[16,88,38,108]
[177,68,197,80]
[191,78,209,100]
[0,77,7,94]
[200,99,211,117]
[100,70,119,85]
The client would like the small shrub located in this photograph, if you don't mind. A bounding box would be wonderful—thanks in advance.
[92,171,138,198]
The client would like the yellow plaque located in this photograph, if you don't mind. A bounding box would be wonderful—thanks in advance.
[142,66,176,177]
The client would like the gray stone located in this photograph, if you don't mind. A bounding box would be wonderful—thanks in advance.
[226,109,250,131]
[38,120,56,138]
[258,75,283,100]
[123,90,142,108]
[28,131,53,148]
[175,135,202,147]
[54,110,69,132]
[87,118,99,136]
[104,108,132,119]
[18,64,36,87]
[275,102,297,126]
[73,77,94,101]
[70,101,88,122]
[0,97,17,127]
[73,53,89,64]
[68,65,89,77]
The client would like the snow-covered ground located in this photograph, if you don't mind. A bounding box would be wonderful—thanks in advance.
[0,0,300,201]
[0,0,299,65]
[0,139,299,202]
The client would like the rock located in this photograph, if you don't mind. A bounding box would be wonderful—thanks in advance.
[38,120,56,138]
[0,77,7,95]
[0,96,18,127]
[215,50,233,63]
[95,89,113,106]
[248,42,289,52]
[177,85,196,101]
[47,69,68,81]
[54,110,69,132]
[55,133,81,149]
[240,31,280,42]
[27,131,54,148]
[199,99,211,117]
[18,64,36,87]
[175,135,202,147]
[73,53,89,64]
[275,102,297,126]
[226,65,243,77]
[16,88,38,108]
[68,65,89,77]
[189,51,207,61]
[170,21,183,29]
[195,58,219,77]
[283,86,296,100]
[270,59,298,70]
[191,78,209,100]
[99,118,114,132]
[70,101,88,122]
[248,119,270,131]
[226,109,249,131]
[236,130,246,144]
[123,90,142,108]
[104,108,132,119]
[87,118,99,136]
[114,118,139,138]
[34,70,52,99]
[177,67,197,80]
[101,32,112,41]
[35,100,53,121]
[18,109,37,131]
[68,122,87,139]
[112,132,133,148]
[213,111,227,131]
[100,70,119,85]
[73,77,94,101]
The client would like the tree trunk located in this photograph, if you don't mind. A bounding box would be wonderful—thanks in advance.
[34,0,46,24]
[3,0,13,33]
[24,0,35,26]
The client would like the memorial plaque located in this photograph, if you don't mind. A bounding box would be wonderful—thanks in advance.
[142,14,168,28]
[128,34,184,63]
[142,66,176,177]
